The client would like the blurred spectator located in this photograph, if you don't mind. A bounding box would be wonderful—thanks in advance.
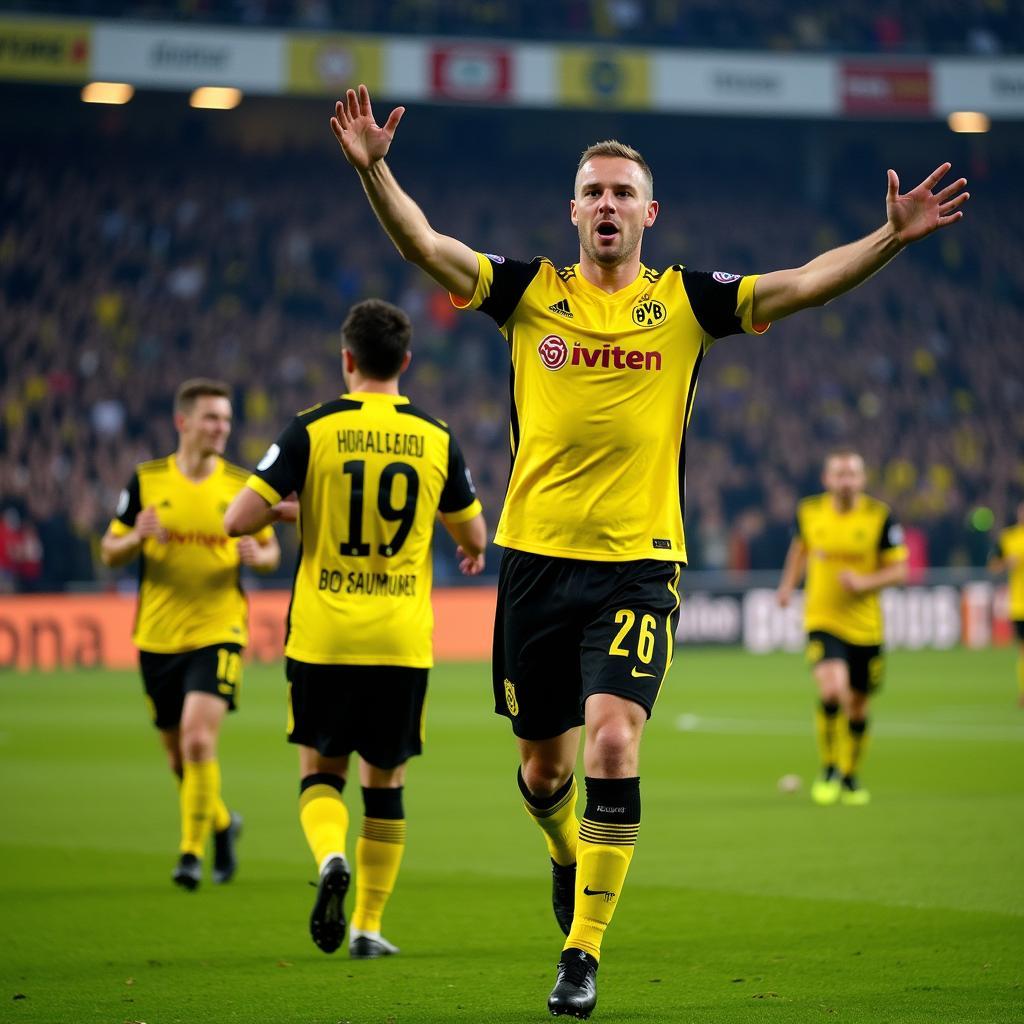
[12,0,1024,53]
[1,119,1021,588]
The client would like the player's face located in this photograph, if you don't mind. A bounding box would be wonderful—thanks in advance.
[178,396,232,456]
[571,157,658,269]
[823,455,866,503]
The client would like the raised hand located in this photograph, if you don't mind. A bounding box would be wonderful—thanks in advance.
[134,505,168,543]
[330,84,405,172]
[887,163,969,245]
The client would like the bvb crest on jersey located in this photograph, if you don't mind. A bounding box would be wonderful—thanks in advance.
[630,298,666,327]
[504,678,519,716]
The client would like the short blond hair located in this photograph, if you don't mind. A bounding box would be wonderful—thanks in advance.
[576,140,653,197]
[175,378,231,415]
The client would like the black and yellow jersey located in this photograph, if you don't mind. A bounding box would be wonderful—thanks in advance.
[994,524,1024,620]
[109,456,274,654]
[247,392,481,668]
[452,252,767,563]
[796,493,908,646]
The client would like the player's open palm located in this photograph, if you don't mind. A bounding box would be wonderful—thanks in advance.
[331,84,405,171]
[886,162,969,245]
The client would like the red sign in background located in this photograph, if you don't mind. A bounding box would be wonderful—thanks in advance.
[841,62,932,115]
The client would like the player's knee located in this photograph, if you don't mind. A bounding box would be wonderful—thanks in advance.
[587,721,640,773]
[181,726,216,762]
[520,758,573,798]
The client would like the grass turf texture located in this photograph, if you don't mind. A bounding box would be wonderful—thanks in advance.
[1,648,1021,1023]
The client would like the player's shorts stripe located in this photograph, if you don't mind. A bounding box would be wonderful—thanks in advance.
[653,563,682,709]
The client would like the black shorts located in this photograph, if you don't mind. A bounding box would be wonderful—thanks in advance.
[805,631,884,695]
[493,549,682,740]
[1014,620,1024,642]
[285,659,429,769]
[139,643,243,730]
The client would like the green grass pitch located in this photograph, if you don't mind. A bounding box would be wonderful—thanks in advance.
[1,647,1022,1023]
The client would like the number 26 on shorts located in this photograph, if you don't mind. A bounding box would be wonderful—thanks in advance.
[608,609,657,664]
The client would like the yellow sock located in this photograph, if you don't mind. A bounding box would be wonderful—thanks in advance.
[212,796,231,834]
[518,771,579,867]
[180,759,221,858]
[299,775,349,869]
[565,777,640,962]
[352,788,406,934]
[839,718,870,779]
[815,701,840,772]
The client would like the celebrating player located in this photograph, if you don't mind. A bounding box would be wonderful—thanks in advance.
[100,379,282,890]
[225,299,486,960]
[989,500,1024,707]
[777,448,909,806]
[330,83,967,1016]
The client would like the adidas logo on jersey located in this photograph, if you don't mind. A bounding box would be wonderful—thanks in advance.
[548,299,574,319]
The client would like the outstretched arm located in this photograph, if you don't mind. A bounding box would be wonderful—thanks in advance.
[331,84,480,299]
[753,163,969,324]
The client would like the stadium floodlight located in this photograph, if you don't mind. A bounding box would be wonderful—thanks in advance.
[189,87,243,110]
[947,111,990,133]
[81,82,134,105]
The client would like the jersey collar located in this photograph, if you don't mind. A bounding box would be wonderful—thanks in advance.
[572,263,649,298]
[342,392,410,406]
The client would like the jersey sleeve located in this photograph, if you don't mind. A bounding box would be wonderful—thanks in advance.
[680,269,769,344]
[439,432,483,523]
[107,471,142,536]
[450,252,543,329]
[246,418,310,506]
[878,512,909,564]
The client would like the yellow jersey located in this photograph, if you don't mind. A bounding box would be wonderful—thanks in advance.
[453,252,766,562]
[108,456,273,653]
[247,392,481,668]
[797,493,908,646]
[995,524,1024,620]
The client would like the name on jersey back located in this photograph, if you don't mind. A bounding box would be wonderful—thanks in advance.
[337,429,425,458]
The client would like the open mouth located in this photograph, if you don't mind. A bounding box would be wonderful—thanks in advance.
[596,221,619,239]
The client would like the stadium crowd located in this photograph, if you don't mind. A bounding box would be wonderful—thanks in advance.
[2,127,1021,590]
[19,0,1024,55]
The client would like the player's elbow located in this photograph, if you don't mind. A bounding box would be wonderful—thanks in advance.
[396,232,436,267]
[99,536,121,568]
[222,508,247,538]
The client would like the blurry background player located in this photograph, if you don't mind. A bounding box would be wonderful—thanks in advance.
[99,379,281,889]
[777,448,908,806]
[330,83,966,1018]
[988,501,1024,708]
[225,299,486,961]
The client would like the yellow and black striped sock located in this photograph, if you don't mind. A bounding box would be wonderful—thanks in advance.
[840,718,870,780]
[299,773,348,871]
[518,769,579,867]
[565,777,640,961]
[815,701,841,775]
[180,759,221,858]
[352,787,406,934]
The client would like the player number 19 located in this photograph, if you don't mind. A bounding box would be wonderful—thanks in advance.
[608,609,657,664]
